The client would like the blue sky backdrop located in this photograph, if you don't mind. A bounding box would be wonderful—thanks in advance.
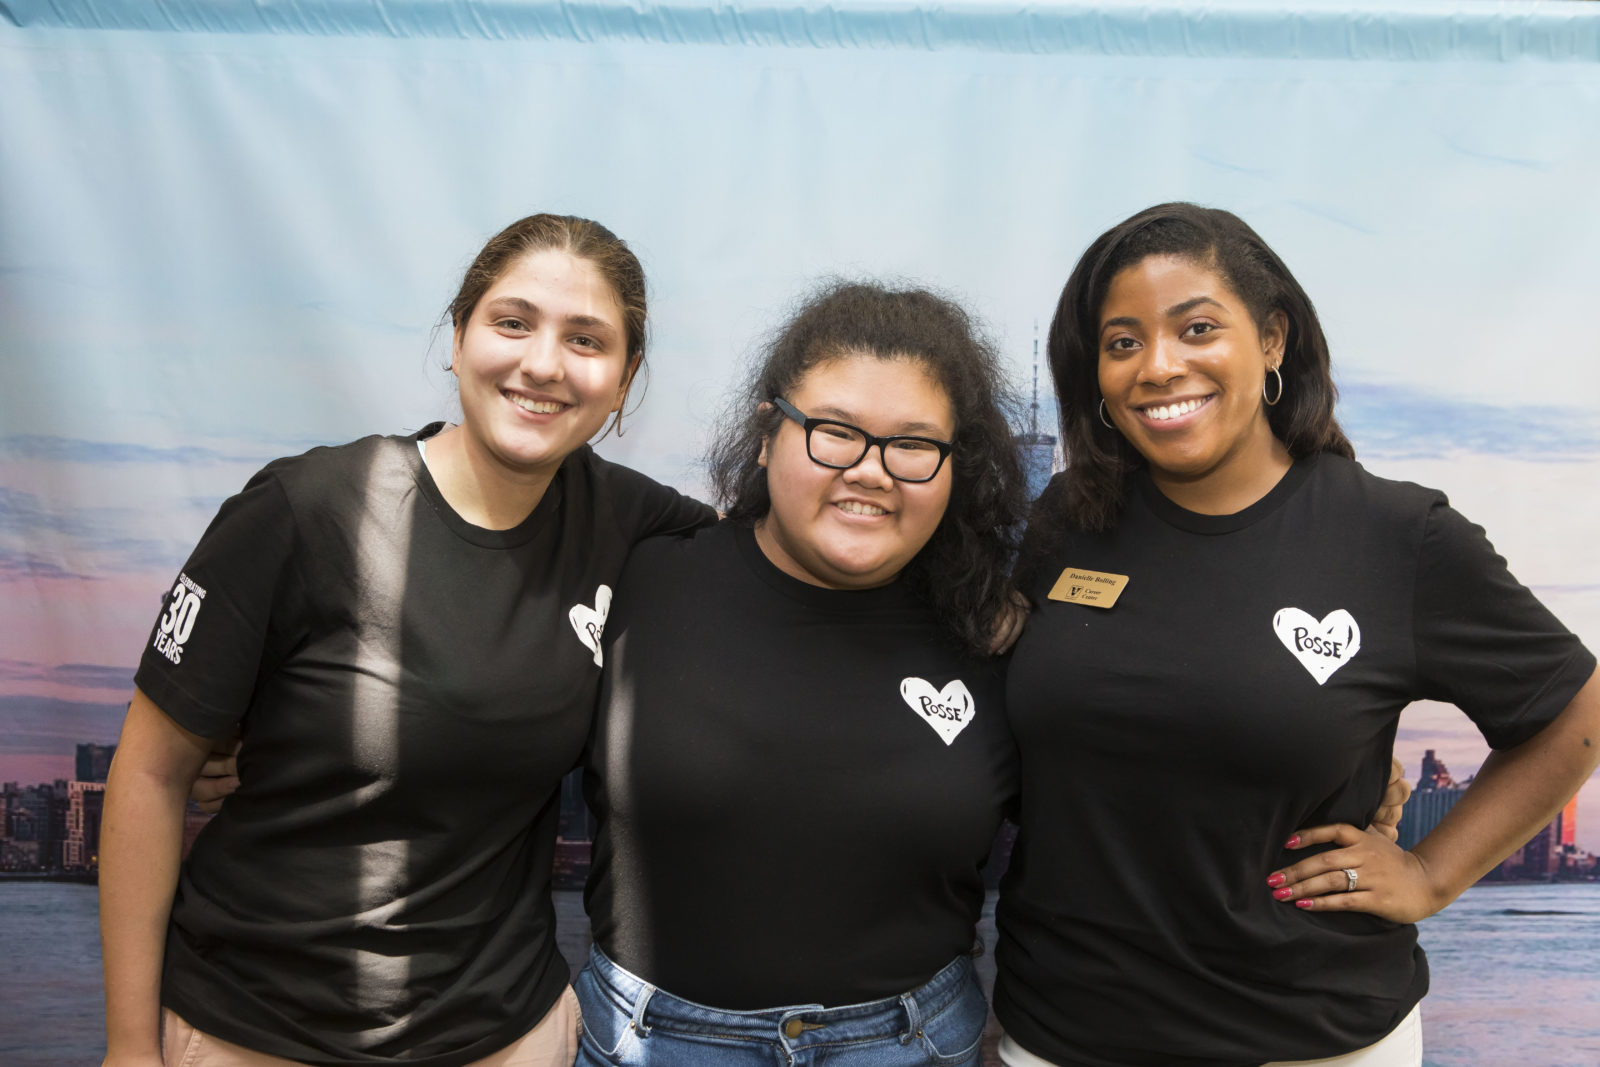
[2,2,1598,857]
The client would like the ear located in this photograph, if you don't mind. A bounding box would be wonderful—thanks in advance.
[1261,309,1289,367]
[610,354,642,414]
[450,328,465,378]
[756,401,773,468]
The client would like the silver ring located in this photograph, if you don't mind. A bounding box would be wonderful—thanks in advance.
[1342,867,1359,893]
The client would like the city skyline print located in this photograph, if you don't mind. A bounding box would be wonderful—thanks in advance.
[3,2,1600,1064]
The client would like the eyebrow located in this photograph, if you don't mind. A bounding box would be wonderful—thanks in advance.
[1164,295,1225,317]
[483,296,618,334]
[1100,295,1226,334]
[811,405,951,437]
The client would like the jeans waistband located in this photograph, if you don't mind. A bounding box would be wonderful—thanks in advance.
[582,944,976,1050]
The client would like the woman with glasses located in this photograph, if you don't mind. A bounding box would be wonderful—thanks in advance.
[572,281,1028,1067]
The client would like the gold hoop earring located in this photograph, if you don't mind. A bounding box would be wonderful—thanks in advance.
[1263,366,1284,407]
[1098,399,1115,429]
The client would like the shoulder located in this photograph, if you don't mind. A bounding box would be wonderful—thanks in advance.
[623,518,735,576]
[262,430,421,501]
[1297,454,1451,555]
[1305,453,1445,514]
[564,446,717,538]
[556,446,654,509]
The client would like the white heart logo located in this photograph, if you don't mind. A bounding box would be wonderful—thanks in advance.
[1272,607,1361,685]
[899,677,976,746]
[569,585,612,667]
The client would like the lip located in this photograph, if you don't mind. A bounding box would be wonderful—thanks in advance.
[501,389,572,418]
[1131,393,1215,430]
[830,497,894,520]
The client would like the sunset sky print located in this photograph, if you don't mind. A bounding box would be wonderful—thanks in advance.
[3,5,1599,848]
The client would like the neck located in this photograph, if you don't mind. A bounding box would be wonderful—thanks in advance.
[423,424,557,530]
[1149,428,1294,516]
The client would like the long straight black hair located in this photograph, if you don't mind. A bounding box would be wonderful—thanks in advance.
[1020,203,1354,581]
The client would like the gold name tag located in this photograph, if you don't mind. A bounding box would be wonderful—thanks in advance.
[1047,567,1129,609]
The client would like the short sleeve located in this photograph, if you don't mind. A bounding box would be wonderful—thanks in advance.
[1412,499,1596,750]
[607,463,718,544]
[133,465,303,739]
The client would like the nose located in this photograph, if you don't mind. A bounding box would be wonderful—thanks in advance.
[840,443,896,492]
[1138,335,1186,386]
[520,330,565,383]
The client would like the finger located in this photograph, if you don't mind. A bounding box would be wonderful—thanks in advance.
[199,755,239,779]
[1292,890,1366,912]
[1270,830,1370,888]
[1368,808,1401,843]
[987,591,1031,655]
[1271,868,1361,902]
[1379,771,1412,809]
[1284,823,1366,850]
[190,774,240,806]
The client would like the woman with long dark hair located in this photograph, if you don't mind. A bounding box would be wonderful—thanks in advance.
[996,203,1599,1067]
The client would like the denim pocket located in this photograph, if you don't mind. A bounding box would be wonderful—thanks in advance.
[571,966,638,1065]
[915,974,988,1067]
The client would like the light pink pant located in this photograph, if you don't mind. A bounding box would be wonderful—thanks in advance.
[998,1004,1422,1067]
[160,986,579,1067]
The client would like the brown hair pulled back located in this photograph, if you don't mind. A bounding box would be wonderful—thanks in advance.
[446,214,648,433]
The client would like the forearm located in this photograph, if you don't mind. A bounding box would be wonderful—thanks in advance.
[1410,669,1600,911]
[99,691,213,1062]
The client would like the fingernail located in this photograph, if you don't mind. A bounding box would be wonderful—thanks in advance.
[1295,899,1313,910]
[1285,835,1301,848]
[1266,873,1286,887]
[1273,888,1294,901]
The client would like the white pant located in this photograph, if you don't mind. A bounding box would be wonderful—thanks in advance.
[998,1004,1422,1067]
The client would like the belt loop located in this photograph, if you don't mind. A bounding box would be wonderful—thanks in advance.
[630,983,656,1038]
[898,990,922,1044]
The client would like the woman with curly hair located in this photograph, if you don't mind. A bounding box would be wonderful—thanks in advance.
[574,281,1030,1067]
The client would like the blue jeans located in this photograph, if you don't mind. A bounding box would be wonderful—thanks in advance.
[573,945,988,1067]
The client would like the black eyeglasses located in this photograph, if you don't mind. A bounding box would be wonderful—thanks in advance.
[772,397,954,483]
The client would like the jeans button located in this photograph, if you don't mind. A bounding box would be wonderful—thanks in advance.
[783,1018,804,1039]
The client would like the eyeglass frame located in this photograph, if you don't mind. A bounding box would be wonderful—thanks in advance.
[770,396,955,484]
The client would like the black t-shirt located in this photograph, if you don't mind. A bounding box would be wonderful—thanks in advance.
[996,454,1595,1067]
[583,521,1019,1009]
[133,426,714,1067]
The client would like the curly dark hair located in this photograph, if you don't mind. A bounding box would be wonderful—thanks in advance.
[1021,202,1355,579]
[706,280,1028,655]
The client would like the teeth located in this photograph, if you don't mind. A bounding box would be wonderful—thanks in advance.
[507,394,564,415]
[837,501,888,517]
[1145,397,1207,422]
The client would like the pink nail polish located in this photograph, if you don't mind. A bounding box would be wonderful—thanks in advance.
[1285,835,1301,848]
[1273,888,1294,901]
[1295,899,1313,910]
[1266,873,1286,887]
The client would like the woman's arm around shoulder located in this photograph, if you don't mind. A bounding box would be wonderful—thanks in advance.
[100,688,219,1067]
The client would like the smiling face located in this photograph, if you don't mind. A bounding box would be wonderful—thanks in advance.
[451,248,635,483]
[754,352,955,590]
[1097,254,1290,512]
